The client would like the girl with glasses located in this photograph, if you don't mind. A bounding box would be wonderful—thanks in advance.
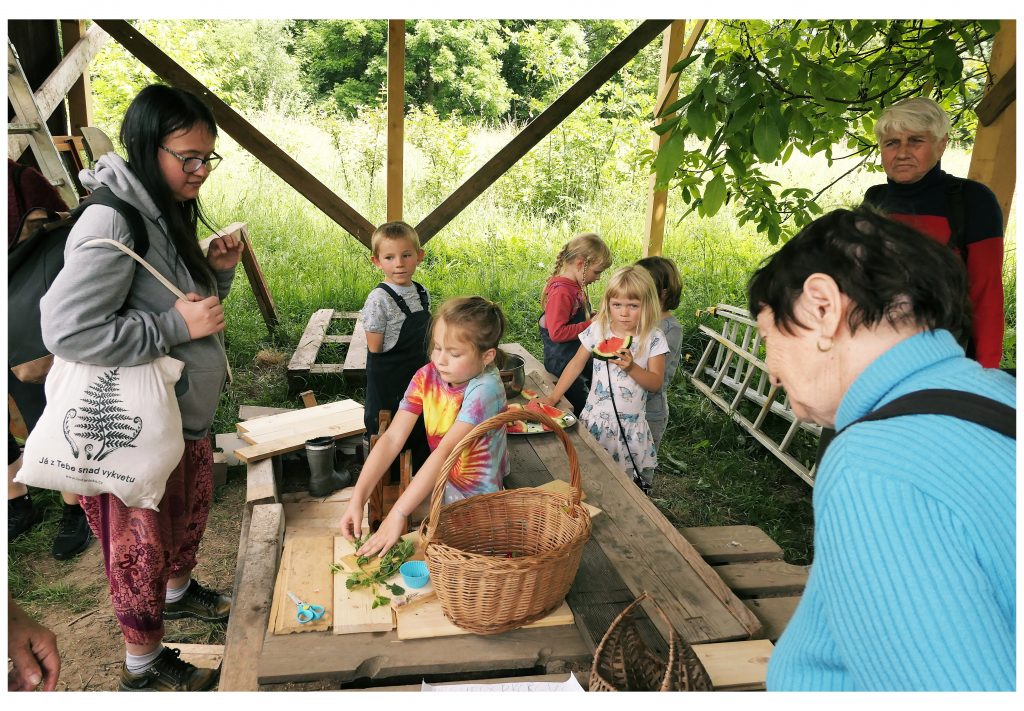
[40,83,243,691]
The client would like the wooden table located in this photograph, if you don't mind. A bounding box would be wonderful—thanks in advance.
[221,344,762,690]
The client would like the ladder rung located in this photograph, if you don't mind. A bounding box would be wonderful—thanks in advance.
[9,122,40,134]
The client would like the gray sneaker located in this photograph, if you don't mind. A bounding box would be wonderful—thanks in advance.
[118,647,218,691]
[163,580,231,623]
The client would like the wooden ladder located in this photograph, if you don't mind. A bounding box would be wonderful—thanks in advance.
[7,39,78,207]
[688,303,821,486]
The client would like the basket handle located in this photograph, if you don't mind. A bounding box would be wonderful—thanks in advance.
[419,407,585,546]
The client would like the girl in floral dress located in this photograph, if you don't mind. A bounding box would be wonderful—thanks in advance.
[541,266,667,493]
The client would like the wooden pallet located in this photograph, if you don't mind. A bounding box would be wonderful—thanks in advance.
[287,310,361,393]
[682,525,806,643]
[687,303,822,486]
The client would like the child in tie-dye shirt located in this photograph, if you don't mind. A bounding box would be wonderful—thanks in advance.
[340,296,509,557]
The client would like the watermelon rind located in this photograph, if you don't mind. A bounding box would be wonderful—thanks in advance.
[592,334,633,361]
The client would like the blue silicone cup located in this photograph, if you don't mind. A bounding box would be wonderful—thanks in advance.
[399,560,430,589]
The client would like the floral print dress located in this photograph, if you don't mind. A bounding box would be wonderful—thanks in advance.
[577,324,668,477]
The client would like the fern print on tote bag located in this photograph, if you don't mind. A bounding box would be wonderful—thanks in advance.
[16,355,186,510]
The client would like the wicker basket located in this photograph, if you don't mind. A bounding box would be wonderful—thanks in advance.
[589,592,714,692]
[418,407,592,635]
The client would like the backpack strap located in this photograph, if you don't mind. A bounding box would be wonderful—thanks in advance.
[838,388,1015,440]
[76,187,150,258]
[944,176,968,263]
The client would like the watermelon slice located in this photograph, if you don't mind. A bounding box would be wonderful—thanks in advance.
[592,335,633,361]
[525,399,565,419]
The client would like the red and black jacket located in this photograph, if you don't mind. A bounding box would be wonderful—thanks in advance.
[863,164,1005,368]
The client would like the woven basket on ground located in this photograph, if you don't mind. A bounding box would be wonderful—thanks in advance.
[418,407,592,635]
[589,592,714,692]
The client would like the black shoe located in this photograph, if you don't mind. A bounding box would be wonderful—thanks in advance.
[51,503,92,560]
[163,580,231,623]
[8,494,43,541]
[632,473,653,496]
[118,647,219,691]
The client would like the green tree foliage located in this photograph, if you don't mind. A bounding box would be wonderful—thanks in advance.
[653,19,1000,242]
[294,20,514,120]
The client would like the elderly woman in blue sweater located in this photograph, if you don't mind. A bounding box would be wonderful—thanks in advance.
[748,207,1015,691]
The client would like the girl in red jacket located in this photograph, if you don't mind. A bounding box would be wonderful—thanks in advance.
[538,232,611,415]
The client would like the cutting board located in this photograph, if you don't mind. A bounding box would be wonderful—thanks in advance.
[396,597,575,640]
[332,536,395,634]
[270,534,334,635]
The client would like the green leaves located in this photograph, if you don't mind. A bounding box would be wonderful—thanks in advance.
[701,174,728,217]
[752,117,782,163]
[654,129,686,189]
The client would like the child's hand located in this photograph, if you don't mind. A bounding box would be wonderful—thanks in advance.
[355,509,407,558]
[338,499,363,542]
[538,394,559,407]
[612,348,635,372]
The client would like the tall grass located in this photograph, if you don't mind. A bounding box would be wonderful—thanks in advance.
[197,107,1013,563]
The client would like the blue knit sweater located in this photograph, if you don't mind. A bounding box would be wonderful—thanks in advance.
[767,330,1016,691]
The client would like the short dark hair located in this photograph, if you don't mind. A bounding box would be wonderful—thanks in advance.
[747,207,971,342]
[121,84,219,289]
[635,256,682,310]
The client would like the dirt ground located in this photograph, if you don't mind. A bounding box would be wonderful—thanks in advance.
[23,473,246,692]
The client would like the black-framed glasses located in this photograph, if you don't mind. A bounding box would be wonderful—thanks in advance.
[160,145,222,174]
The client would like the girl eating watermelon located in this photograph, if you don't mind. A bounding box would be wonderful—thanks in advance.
[540,266,667,494]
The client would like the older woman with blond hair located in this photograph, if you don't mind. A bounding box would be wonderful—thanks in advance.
[749,207,1014,691]
[863,96,1005,368]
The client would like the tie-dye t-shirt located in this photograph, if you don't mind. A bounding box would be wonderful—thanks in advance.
[399,362,509,503]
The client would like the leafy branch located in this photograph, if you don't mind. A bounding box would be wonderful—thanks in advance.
[335,536,416,609]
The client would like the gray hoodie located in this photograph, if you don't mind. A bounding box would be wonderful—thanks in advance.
[40,153,234,440]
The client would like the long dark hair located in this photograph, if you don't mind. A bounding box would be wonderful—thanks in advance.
[120,84,218,290]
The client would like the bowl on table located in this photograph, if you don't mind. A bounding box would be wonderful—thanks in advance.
[498,352,526,399]
[399,560,430,589]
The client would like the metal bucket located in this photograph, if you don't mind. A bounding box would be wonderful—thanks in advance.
[498,352,526,399]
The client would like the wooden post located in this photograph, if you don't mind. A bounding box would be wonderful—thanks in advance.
[59,20,94,136]
[387,20,405,222]
[643,20,708,257]
[643,21,686,258]
[968,19,1016,232]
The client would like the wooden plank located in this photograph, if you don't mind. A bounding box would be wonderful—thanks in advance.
[680,525,784,564]
[272,534,334,635]
[396,598,574,640]
[387,20,405,221]
[239,227,279,332]
[234,415,366,463]
[174,643,224,671]
[715,560,809,598]
[968,19,1016,232]
[976,62,1015,126]
[257,624,591,685]
[214,432,247,466]
[9,23,108,160]
[643,20,685,258]
[415,20,672,243]
[692,639,774,691]
[237,405,366,446]
[280,487,355,505]
[332,536,395,634]
[282,501,351,531]
[93,21,376,246]
[288,309,334,374]
[299,390,318,409]
[237,399,361,437]
[342,315,368,381]
[322,335,352,344]
[742,597,800,643]
[238,405,294,421]
[245,458,278,506]
[59,21,94,135]
[79,125,117,159]
[267,541,290,635]
[219,503,284,691]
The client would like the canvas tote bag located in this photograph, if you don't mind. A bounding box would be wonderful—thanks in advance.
[14,238,223,510]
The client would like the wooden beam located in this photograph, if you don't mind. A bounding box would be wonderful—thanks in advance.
[94,20,377,247]
[968,19,1016,233]
[415,20,673,243]
[643,21,686,258]
[9,23,108,161]
[387,20,405,222]
[652,20,707,118]
[975,62,1015,126]
[59,21,95,136]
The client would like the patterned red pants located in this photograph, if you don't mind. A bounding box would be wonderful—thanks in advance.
[80,438,213,646]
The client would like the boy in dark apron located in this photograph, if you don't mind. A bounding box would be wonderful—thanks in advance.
[362,222,431,470]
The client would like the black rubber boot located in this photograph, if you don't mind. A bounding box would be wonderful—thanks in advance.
[306,437,351,496]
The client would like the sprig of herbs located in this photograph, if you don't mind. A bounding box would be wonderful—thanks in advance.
[341,537,416,607]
